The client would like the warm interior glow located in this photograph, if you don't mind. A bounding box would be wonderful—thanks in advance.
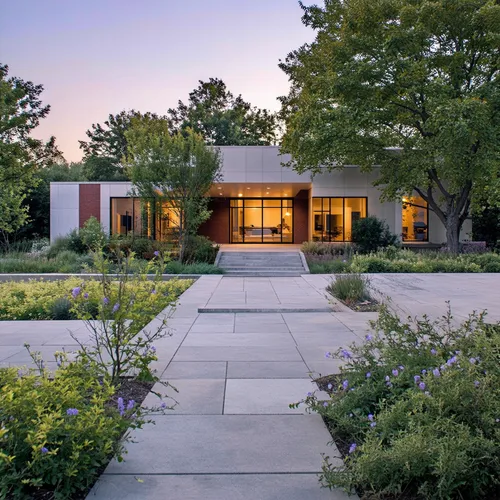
[285,212,290,216]
[238,193,243,197]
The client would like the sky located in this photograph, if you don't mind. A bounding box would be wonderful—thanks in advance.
[1,0,317,162]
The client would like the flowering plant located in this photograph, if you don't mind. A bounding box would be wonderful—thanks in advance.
[301,306,500,500]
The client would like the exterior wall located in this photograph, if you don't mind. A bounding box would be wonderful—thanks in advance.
[218,146,311,183]
[50,183,79,241]
[428,211,472,244]
[198,198,230,244]
[79,184,101,227]
[100,183,132,234]
[294,190,310,244]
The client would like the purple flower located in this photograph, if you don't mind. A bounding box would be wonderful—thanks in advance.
[421,369,427,375]
[414,375,421,383]
[323,402,328,407]
[307,392,313,397]
[83,292,89,299]
[151,289,157,295]
[469,357,477,364]
[342,380,349,390]
[341,349,353,359]
[66,408,79,416]
[418,382,426,391]
[112,303,120,313]
[370,422,377,428]
[367,414,374,421]
[160,402,167,409]
[327,383,333,390]
[41,447,49,454]
[474,381,480,388]
[430,348,437,355]
[398,365,405,371]
[366,372,371,378]
[392,369,399,377]
[365,334,373,341]
[348,443,357,454]
[447,356,457,366]
[117,397,125,416]
[103,297,109,305]
[432,368,440,377]
[150,346,157,353]
[386,381,393,388]
[385,375,390,382]
[154,250,160,257]
[325,352,332,359]
[71,287,81,298]
[127,400,135,410]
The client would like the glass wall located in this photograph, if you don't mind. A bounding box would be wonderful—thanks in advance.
[230,198,294,243]
[402,196,428,241]
[312,197,367,242]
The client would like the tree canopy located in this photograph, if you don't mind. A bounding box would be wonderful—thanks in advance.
[0,64,63,241]
[168,78,279,145]
[279,0,500,252]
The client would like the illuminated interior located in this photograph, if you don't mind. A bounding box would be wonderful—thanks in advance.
[230,198,293,243]
[402,196,428,241]
[312,197,367,242]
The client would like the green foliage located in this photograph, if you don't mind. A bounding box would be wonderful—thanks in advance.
[473,203,500,249]
[82,155,128,181]
[168,78,278,145]
[326,274,370,305]
[164,261,224,275]
[126,120,222,262]
[183,235,219,264]
[308,259,349,274]
[0,64,63,239]
[279,0,500,253]
[351,216,398,254]
[79,216,107,251]
[49,297,73,320]
[301,241,352,257]
[0,358,143,499]
[0,252,91,274]
[303,308,500,499]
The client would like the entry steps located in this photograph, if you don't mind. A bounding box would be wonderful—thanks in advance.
[217,251,309,277]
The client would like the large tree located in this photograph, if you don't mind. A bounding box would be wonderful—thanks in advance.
[0,64,62,244]
[125,116,222,262]
[168,78,279,145]
[280,0,500,252]
[79,110,162,180]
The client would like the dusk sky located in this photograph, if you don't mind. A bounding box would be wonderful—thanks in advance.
[1,0,317,162]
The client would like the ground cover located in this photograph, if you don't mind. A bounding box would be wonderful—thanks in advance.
[303,243,500,274]
[297,307,500,500]
[326,274,378,312]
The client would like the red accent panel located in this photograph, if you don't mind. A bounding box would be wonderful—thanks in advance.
[79,184,101,228]
[294,190,310,244]
[198,198,230,243]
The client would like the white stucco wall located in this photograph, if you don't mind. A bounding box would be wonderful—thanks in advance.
[50,183,79,242]
[100,182,132,234]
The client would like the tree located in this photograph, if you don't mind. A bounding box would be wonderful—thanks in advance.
[0,64,63,245]
[125,116,222,262]
[279,0,500,253]
[79,110,163,180]
[168,78,279,145]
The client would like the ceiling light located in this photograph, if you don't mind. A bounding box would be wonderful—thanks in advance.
[238,193,243,197]
[266,191,270,195]
[266,187,270,189]
[219,193,223,195]
[246,187,251,190]
[217,186,222,190]
[285,212,290,216]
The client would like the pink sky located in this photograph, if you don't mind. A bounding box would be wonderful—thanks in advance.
[1,0,316,162]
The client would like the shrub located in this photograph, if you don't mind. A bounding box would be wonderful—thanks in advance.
[49,297,74,320]
[165,261,224,274]
[301,241,351,256]
[0,358,144,499]
[326,274,370,305]
[301,308,500,500]
[79,216,107,250]
[306,255,350,274]
[351,216,398,254]
[182,235,219,264]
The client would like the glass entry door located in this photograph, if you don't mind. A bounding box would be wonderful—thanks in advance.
[230,198,293,243]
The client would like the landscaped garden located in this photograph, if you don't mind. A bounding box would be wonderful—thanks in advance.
[297,307,500,500]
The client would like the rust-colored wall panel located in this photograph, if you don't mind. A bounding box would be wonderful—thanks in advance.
[294,190,310,244]
[198,198,230,244]
[79,184,101,228]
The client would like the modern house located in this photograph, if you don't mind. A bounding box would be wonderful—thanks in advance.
[50,146,470,245]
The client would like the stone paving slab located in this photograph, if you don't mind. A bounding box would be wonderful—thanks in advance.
[173,346,304,362]
[162,361,227,379]
[142,379,225,415]
[104,415,335,474]
[224,379,316,414]
[90,473,351,500]
[182,332,295,348]
[226,361,310,379]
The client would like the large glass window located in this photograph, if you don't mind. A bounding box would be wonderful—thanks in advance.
[230,198,294,243]
[402,196,428,241]
[312,197,367,242]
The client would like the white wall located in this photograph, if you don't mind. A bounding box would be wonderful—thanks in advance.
[50,183,80,242]
[100,183,132,234]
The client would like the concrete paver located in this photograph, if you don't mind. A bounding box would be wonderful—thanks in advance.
[226,361,310,379]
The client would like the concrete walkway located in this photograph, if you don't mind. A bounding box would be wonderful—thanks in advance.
[86,275,364,499]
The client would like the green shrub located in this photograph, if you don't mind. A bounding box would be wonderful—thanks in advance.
[308,259,349,274]
[183,235,219,264]
[351,216,398,254]
[49,297,74,320]
[46,236,72,259]
[0,359,145,499]
[79,216,107,250]
[302,308,500,500]
[165,261,224,274]
[326,274,370,304]
[301,241,351,256]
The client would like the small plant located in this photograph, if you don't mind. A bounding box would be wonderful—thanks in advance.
[182,234,219,264]
[49,297,73,320]
[79,216,107,251]
[300,307,500,500]
[351,216,398,254]
[327,274,370,305]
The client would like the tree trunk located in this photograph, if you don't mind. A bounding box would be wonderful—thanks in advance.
[445,213,462,254]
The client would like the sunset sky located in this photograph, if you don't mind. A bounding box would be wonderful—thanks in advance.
[1,0,316,161]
